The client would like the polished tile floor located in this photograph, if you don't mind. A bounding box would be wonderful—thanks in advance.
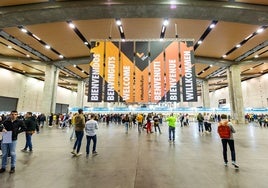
[0,121,267,188]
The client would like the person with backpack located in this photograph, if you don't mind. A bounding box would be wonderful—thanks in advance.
[71,109,85,157]
[122,114,130,134]
[196,113,204,133]
[217,114,239,169]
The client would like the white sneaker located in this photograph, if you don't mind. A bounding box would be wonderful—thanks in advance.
[75,152,82,157]
[232,161,239,169]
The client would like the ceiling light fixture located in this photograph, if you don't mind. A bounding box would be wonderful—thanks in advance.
[222,54,227,58]
[254,55,259,58]
[45,45,51,49]
[160,18,168,39]
[59,55,64,59]
[225,25,267,60]
[116,19,122,26]
[256,28,264,33]
[194,20,218,50]
[209,24,216,29]
[115,18,126,40]
[32,34,41,41]
[21,28,28,33]
[197,40,202,44]
[245,34,253,40]
[68,23,75,29]
[66,21,91,50]
[7,45,12,49]
[163,19,169,26]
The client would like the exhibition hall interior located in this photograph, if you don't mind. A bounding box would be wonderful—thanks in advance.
[0,1,268,188]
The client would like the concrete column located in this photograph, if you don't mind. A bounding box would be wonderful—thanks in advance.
[17,77,28,112]
[76,80,85,108]
[227,65,245,124]
[41,64,59,115]
[201,80,210,108]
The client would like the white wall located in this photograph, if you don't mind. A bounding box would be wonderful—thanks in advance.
[0,68,78,113]
[208,73,268,108]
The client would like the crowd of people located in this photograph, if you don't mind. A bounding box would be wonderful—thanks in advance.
[245,113,268,127]
[0,109,249,174]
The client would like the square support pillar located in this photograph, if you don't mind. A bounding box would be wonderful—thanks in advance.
[227,65,245,124]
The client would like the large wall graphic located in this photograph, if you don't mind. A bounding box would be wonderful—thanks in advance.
[87,40,197,103]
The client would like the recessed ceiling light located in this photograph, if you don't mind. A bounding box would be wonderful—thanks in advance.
[254,55,259,58]
[236,44,241,48]
[245,34,253,40]
[81,70,84,73]
[222,54,227,58]
[68,23,75,29]
[45,45,51,49]
[209,24,215,29]
[163,19,169,26]
[197,40,202,44]
[26,54,30,57]
[210,64,213,67]
[116,19,122,26]
[59,55,64,58]
[21,28,27,33]
[84,42,88,45]
[257,28,264,33]
[250,67,253,70]
[73,64,77,67]
[32,34,41,41]
[119,26,124,33]
[7,45,12,49]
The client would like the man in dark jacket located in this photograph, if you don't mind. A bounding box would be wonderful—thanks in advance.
[21,112,36,152]
[0,110,25,174]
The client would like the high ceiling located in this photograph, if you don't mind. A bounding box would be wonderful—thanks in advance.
[0,0,267,99]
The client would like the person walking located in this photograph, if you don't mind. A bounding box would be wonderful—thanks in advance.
[21,112,36,152]
[71,109,85,157]
[166,113,176,142]
[122,114,130,134]
[217,114,239,168]
[146,113,153,134]
[85,114,98,158]
[136,113,143,134]
[197,113,204,133]
[153,114,161,134]
[0,110,26,173]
